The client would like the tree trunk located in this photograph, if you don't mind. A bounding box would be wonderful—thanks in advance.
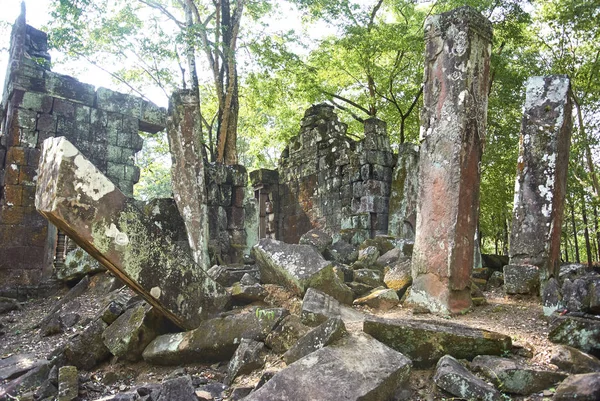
[581,191,593,267]
[563,231,569,262]
[502,216,509,255]
[571,199,580,263]
[594,204,600,261]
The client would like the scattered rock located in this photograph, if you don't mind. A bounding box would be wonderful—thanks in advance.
[550,345,600,374]
[487,271,504,289]
[252,238,352,304]
[226,339,264,385]
[57,366,78,401]
[38,276,90,330]
[542,277,563,316]
[0,297,21,314]
[504,264,539,295]
[63,318,111,370]
[353,269,383,287]
[102,302,166,362]
[563,278,590,312]
[301,288,364,327]
[324,240,358,265]
[40,300,82,337]
[283,317,347,364]
[230,282,268,304]
[549,315,600,356]
[433,355,501,401]
[156,375,196,401]
[552,372,600,401]
[143,308,286,364]
[376,248,402,268]
[264,315,311,353]
[299,228,333,254]
[472,267,494,281]
[384,259,412,295]
[0,362,50,400]
[346,281,374,298]
[56,247,105,282]
[244,333,411,401]
[363,316,512,368]
[559,263,588,283]
[471,355,567,395]
[208,264,261,287]
[357,246,380,266]
[353,288,399,311]
[0,353,46,381]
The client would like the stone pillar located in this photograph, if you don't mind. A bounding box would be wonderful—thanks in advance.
[167,90,211,268]
[388,143,419,241]
[506,76,572,294]
[407,7,492,315]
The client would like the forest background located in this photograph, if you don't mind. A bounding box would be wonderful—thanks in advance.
[0,0,598,263]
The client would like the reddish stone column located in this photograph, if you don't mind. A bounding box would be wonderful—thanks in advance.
[407,7,492,315]
[507,76,572,294]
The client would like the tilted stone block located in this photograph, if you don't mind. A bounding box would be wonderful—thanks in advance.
[35,137,229,329]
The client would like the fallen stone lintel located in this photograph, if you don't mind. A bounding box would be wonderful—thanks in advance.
[35,137,229,329]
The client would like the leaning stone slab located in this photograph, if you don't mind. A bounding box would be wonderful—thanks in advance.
[471,355,566,395]
[252,238,353,304]
[283,317,347,364]
[551,345,600,374]
[553,372,600,401]
[35,137,229,330]
[548,315,600,355]
[433,355,501,401]
[508,76,572,289]
[301,288,364,327]
[244,333,412,401]
[226,339,265,385]
[142,308,286,365]
[0,353,45,381]
[363,316,512,368]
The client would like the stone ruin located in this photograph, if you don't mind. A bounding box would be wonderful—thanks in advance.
[2,5,600,401]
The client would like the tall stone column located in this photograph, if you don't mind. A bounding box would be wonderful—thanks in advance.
[506,76,572,294]
[407,7,492,315]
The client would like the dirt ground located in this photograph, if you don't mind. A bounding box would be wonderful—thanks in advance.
[0,282,564,401]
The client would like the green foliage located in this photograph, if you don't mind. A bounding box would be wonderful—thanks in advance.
[134,131,172,201]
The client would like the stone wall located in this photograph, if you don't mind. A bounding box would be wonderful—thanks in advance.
[252,104,396,245]
[0,10,166,293]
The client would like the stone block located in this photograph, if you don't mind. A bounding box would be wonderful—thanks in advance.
[139,100,167,133]
[503,264,540,295]
[45,71,95,105]
[434,355,502,401]
[549,316,600,355]
[36,137,229,329]
[301,288,364,326]
[96,87,142,118]
[283,317,347,364]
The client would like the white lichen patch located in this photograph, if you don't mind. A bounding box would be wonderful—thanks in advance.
[105,223,130,246]
[150,286,162,299]
[73,154,115,201]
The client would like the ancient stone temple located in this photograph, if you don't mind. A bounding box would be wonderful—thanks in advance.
[251,104,396,245]
[506,75,572,295]
[0,8,165,295]
[407,7,492,314]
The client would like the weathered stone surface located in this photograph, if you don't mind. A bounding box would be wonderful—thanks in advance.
[487,271,504,289]
[301,288,364,327]
[353,269,383,287]
[299,228,333,254]
[357,245,380,266]
[264,315,312,353]
[542,277,563,316]
[433,355,501,401]
[508,76,572,290]
[549,315,600,356]
[471,355,566,395]
[252,238,352,304]
[377,248,402,268]
[363,316,511,368]
[40,299,82,336]
[56,246,105,282]
[384,258,412,295]
[226,339,264,385]
[563,277,591,312]
[283,317,347,364]
[63,318,111,370]
[35,137,228,329]
[559,263,588,282]
[388,144,419,241]
[551,345,600,374]
[0,354,45,381]
[230,282,267,304]
[0,361,50,400]
[57,366,78,401]
[408,7,492,315]
[503,264,540,294]
[552,372,600,401]
[155,376,196,401]
[325,240,359,265]
[142,308,286,365]
[244,333,412,401]
[354,288,400,311]
[102,302,166,362]
[167,90,210,268]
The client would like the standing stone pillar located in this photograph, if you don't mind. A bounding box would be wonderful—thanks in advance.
[167,90,210,268]
[506,76,572,294]
[407,7,492,315]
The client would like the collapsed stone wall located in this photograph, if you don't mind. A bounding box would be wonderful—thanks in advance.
[252,104,397,245]
[0,11,166,294]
